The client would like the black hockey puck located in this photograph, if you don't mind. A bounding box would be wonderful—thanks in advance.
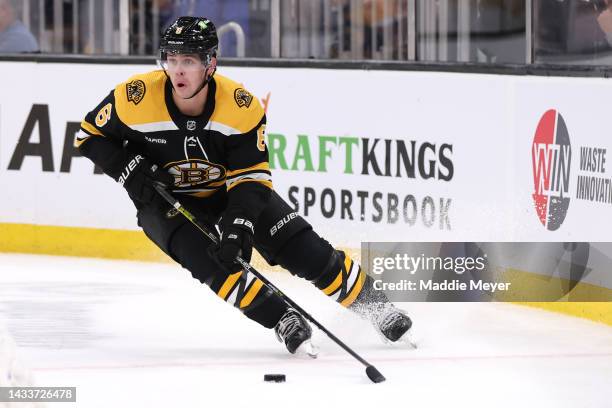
[264,374,286,383]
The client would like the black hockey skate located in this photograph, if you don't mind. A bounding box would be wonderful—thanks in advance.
[274,309,318,358]
[375,307,413,344]
[349,274,416,347]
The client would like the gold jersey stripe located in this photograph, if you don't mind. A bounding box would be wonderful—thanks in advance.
[227,179,273,191]
[217,271,242,300]
[227,162,270,177]
[81,120,104,137]
[185,179,227,190]
[189,189,221,198]
[208,179,227,188]
[239,279,264,309]
[341,270,366,307]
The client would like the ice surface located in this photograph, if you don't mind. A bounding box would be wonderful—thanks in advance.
[0,254,611,408]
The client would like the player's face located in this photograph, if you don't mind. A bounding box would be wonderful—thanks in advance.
[164,54,208,98]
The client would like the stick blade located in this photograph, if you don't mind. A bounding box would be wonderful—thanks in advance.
[366,365,386,383]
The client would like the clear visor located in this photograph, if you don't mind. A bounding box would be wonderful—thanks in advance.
[158,51,211,72]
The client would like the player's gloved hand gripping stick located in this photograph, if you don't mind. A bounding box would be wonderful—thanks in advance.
[154,183,386,384]
[216,209,255,273]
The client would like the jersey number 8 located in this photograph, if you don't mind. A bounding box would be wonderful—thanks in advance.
[95,103,113,127]
[257,124,266,152]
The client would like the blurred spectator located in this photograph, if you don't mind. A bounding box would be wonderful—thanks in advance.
[363,0,396,59]
[536,0,611,61]
[369,0,409,59]
[330,0,403,59]
[158,0,177,30]
[469,0,526,63]
[0,0,39,53]
[169,0,249,57]
[596,0,612,46]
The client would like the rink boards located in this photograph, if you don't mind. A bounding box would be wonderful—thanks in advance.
[0,60,611,323]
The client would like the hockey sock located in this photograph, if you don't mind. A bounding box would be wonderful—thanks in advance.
[212,268,287,329]
[313,250,367,307]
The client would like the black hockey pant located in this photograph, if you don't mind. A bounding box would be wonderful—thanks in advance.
[137,191,367,329]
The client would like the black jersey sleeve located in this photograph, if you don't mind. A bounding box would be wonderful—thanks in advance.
[76,90,133,180]
[224,116,272,219]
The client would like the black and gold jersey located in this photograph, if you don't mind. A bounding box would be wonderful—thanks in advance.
[77,70,272,217]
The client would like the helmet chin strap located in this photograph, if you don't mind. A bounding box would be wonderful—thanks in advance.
[162,64,217,100]
[184,68,215,99]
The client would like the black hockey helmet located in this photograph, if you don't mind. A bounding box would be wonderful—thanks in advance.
[159,16,219,99]
[159,16,219,64]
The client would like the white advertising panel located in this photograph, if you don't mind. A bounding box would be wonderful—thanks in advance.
[0,61,611,249]
[514,76,612,241]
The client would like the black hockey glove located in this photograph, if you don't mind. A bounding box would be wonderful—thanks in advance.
[216,209,255,273]
[118,154,174,205]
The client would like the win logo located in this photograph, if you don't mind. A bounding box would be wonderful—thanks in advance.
[531,109,572,231]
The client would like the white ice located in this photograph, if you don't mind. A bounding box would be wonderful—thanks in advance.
[0,253,611,408]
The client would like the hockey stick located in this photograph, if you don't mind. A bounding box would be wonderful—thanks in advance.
[154,183,386,383]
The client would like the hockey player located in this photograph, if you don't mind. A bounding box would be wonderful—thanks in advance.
[76,16,412,356]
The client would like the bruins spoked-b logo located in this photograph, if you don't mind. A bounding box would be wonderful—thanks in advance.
[126,80,146,105]
[164,159,227,195]
[234,88,253,108]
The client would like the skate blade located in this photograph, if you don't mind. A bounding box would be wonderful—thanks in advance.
[295,340,319,359]
[396,330,418,349]
[379,328,418,349]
